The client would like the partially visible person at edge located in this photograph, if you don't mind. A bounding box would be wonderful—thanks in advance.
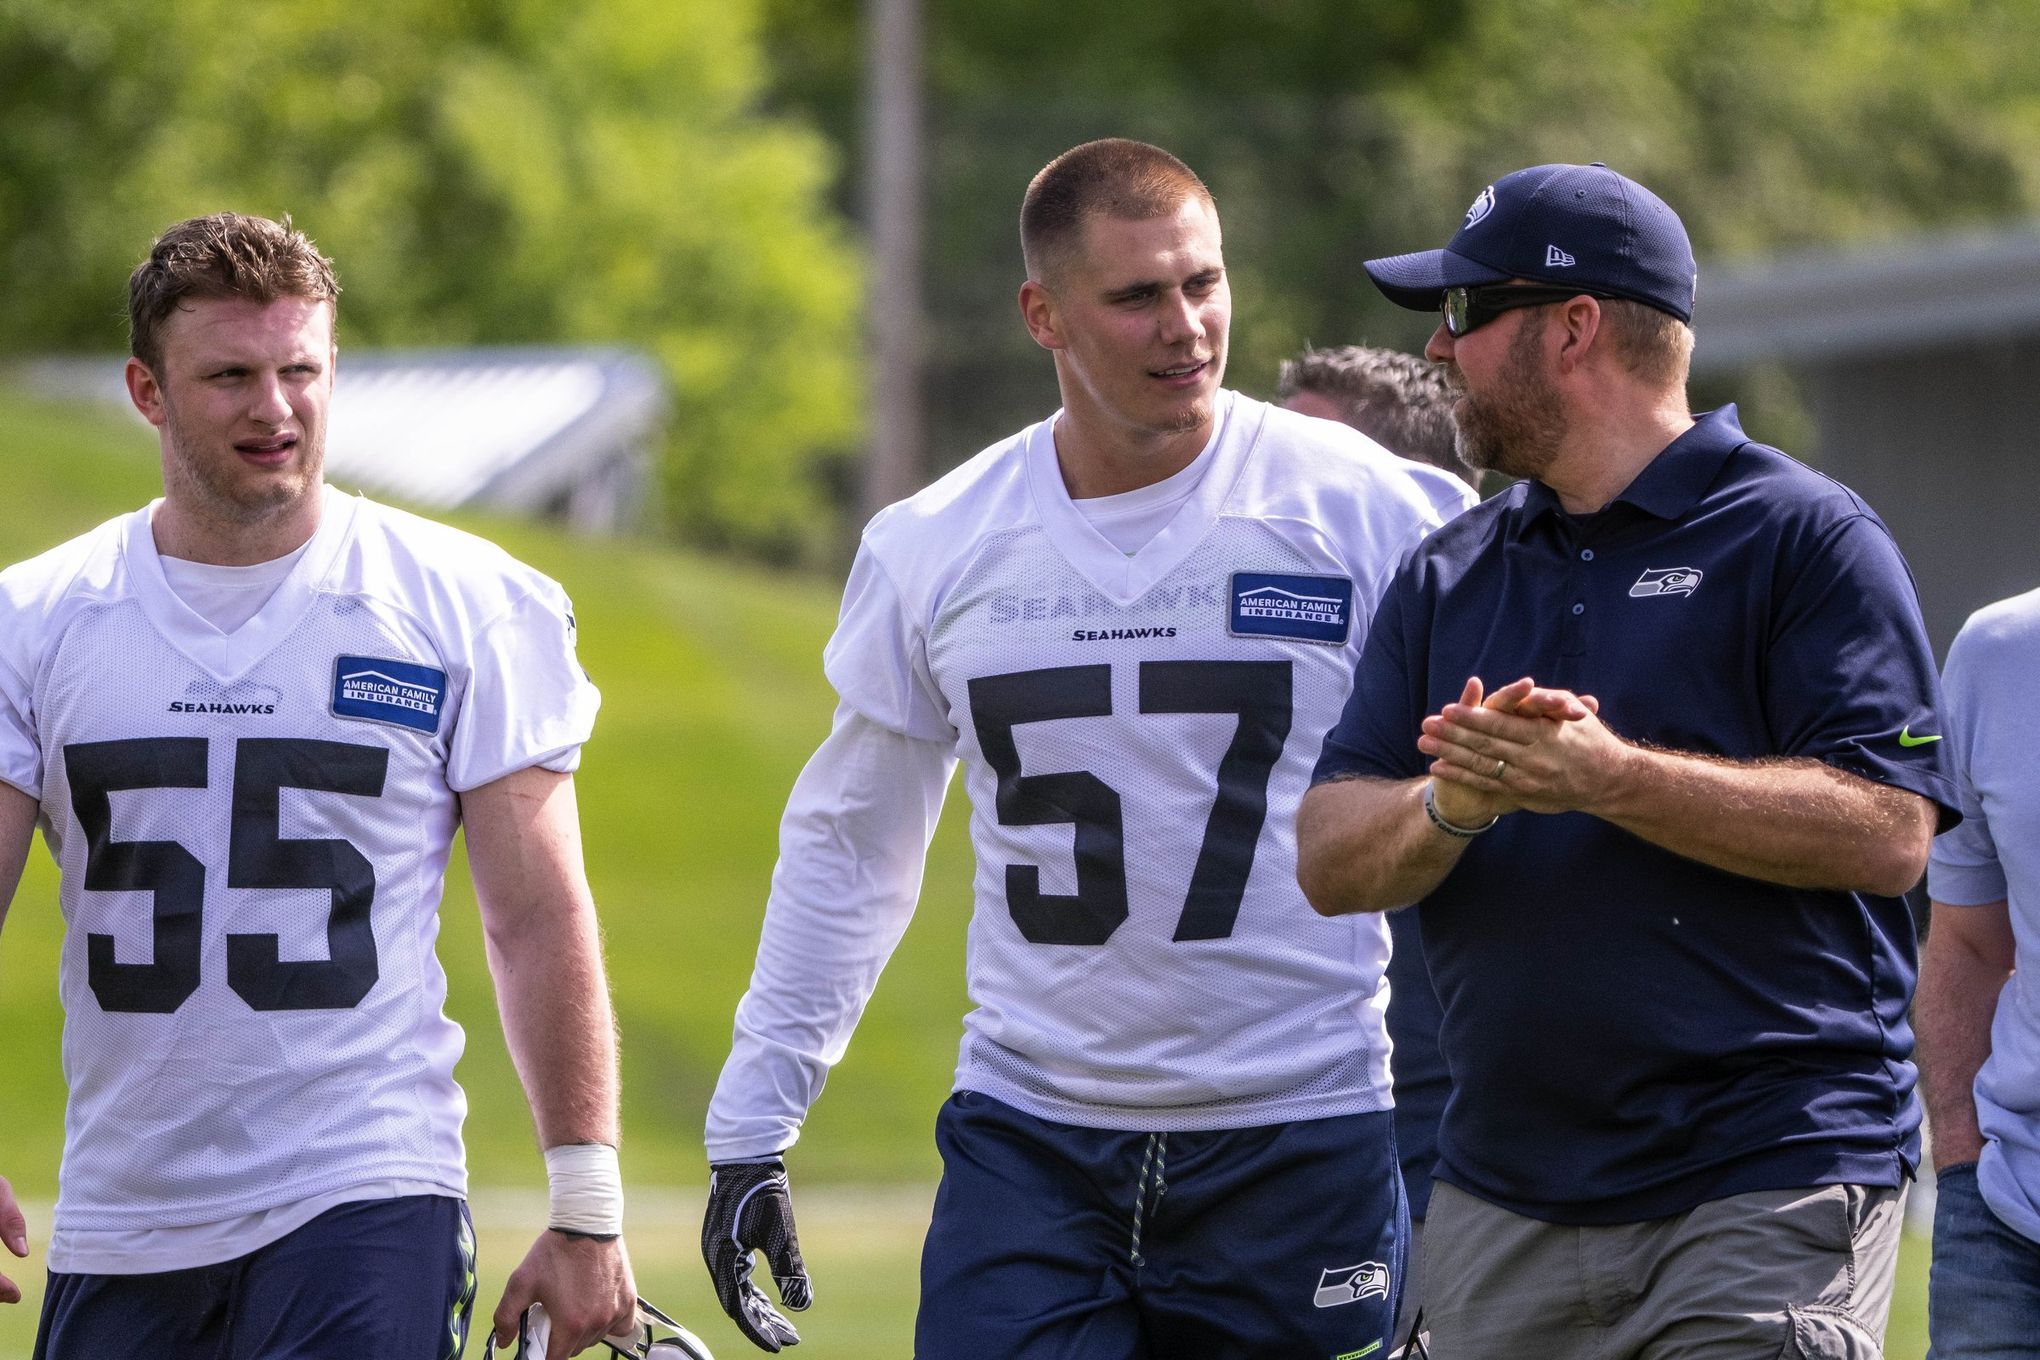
[698,138,1472,1360]
[1277,341,1473,1352]
[0,213,635,1360]
[1918,583,2040,1356]
[1278,343,1481,495]
[1295,162,1955,1359]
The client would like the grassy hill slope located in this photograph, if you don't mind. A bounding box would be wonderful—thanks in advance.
[0,384,974,1198]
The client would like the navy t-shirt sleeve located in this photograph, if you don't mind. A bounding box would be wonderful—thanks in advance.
[1762,512,1960,828]
[1314,567,1428,784]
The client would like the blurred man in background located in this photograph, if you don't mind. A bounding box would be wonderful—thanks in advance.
[1298,162,1953,1358]
[702,138,1470,1359]
[0,213,634,1360]
[1277,340,1471,1353]
[1278,343,1479,493]
[1919,584,2040,1356]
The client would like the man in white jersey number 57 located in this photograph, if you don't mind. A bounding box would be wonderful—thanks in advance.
[700,139,1471,1358]
[0,214,636,1360]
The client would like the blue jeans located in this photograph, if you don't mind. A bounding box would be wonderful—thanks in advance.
[1928,1162,2040,1359]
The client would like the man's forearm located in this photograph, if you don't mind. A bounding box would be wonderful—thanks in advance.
[2,788,40,1301]
[706,710,952,1160]
[1425,688,1934,896]
[486,896,620,1148]
[1916,901,2015,1170]
[467,773,636,1359]
[0,781,38,935]
[1587,746,1933,897]
[1296,775,1470,915]
[1301,678,1566,915]
[466,768,620,1147]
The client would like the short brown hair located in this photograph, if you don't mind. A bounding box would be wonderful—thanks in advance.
[1600,298,1692,390]
[1277,345,1473,484]
[1020,139,1214,283]
[128,213,340,371]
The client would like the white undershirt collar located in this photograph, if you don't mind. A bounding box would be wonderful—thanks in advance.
[159,539,314,634]
[1025,390,1261,604]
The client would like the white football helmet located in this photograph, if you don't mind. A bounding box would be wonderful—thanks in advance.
[485,1298,715,1360]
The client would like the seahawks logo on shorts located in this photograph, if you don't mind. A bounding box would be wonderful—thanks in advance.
[1314,1261,1391,1308]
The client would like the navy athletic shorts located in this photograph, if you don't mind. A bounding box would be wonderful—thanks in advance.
[34,1194,478,1360]
[916,1091,1408,1360]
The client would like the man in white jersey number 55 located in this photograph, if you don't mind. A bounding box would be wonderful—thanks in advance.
[0,214,636,1360]
[700,139,1472,1358]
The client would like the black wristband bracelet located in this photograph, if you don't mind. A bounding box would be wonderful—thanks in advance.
[1424,780,1498,838]
[549,1226,621,1242]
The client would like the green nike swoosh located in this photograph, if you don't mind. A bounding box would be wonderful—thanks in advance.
[1898,727,1942,747]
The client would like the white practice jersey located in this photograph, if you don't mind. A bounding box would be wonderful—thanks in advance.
[0,488,596,1271]
[707,392,1473,1156]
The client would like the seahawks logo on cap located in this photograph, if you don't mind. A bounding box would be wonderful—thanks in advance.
[1464,186,1496,227]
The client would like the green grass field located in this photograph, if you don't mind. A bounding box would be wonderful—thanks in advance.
[0,384,1931,1357]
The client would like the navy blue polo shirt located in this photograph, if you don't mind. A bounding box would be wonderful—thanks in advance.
[1383,909,1447,1219]
[1316,406,1959,1225]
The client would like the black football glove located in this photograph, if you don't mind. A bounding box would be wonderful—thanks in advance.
[702,1160,812,1351]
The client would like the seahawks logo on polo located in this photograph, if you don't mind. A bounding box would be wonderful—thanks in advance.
[1630,566,1703,598]
[1230,573,1353,644]
[1314,1260,1391,1308]
[332,655,447,734]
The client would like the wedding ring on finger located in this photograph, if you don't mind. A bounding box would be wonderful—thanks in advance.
[1491,759,1507,780]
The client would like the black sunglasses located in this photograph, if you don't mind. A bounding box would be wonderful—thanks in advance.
[1441,284,1618,338]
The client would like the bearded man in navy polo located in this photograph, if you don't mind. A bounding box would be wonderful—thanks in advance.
[1298,163,1956,1359]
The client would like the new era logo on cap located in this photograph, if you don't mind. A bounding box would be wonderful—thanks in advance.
[1546,244,1576,267]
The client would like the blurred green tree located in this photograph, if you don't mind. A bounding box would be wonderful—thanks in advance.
[760,0,1471,476]
[761,0,2040,475]
[0,0,862,563]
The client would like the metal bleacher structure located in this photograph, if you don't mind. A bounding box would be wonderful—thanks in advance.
[23,346,669,535]
[1692,222,2040,656]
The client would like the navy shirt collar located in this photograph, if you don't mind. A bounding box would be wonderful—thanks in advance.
[1516,405,1751,533]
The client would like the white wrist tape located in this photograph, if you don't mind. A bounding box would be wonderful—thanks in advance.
[545,1142,624,1237]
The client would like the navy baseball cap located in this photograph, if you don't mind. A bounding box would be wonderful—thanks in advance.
[1365,163,1697,323]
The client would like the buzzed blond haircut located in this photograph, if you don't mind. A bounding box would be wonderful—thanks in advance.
[1020,138,1214,285]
